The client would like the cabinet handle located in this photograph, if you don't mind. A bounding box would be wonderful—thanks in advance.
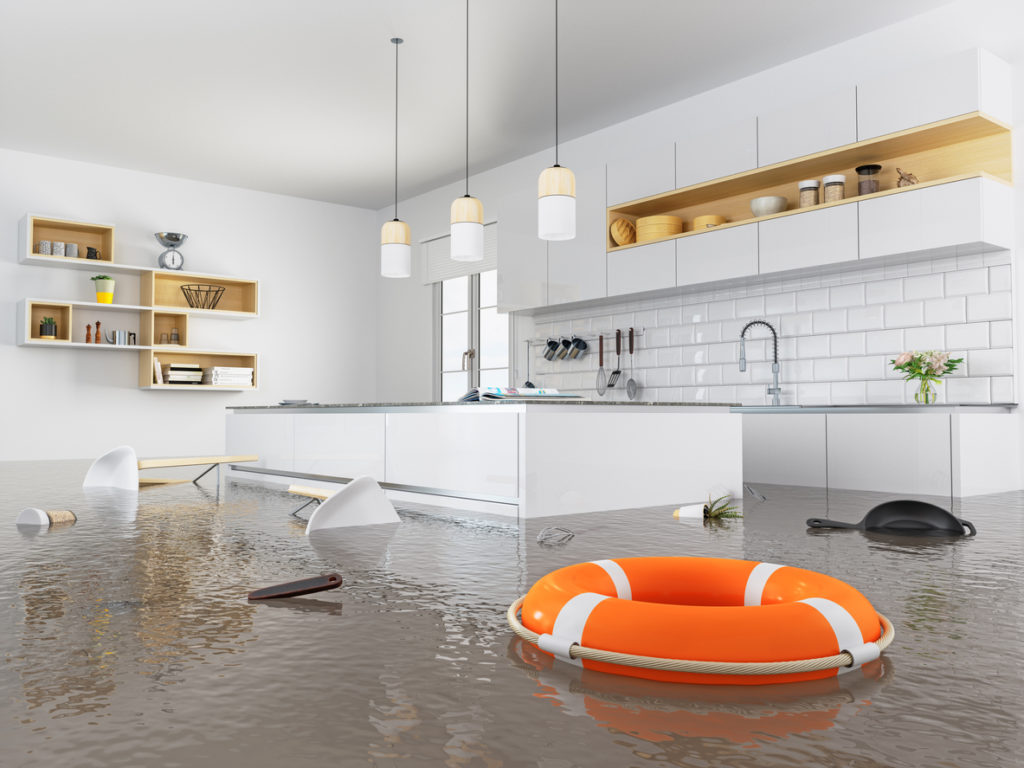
[461,348,476,371]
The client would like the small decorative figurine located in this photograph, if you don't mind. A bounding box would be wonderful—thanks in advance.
[94,321,101,343]
[85,324,92,344]
[896,168,919,187]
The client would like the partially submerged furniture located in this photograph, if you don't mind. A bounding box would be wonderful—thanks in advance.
[84,445,258,490]
[288,476,401,534]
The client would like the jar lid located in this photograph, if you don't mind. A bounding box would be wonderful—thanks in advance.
[856,164,882,174]
[823,174,846,184]
[798,179,820,189]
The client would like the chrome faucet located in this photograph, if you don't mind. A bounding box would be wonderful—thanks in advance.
[739,320,782,406]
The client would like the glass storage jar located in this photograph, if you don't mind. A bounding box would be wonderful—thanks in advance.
[798,179,819,208]
[823,174,846,203]
[856,164,882,196]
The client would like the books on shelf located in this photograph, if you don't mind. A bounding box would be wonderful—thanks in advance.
[459,386,585,402]
[161,362,202,384]
[202,366,253,386]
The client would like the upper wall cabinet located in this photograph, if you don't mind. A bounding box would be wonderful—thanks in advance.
[607,240,675,298]
[859,176,1013,261]
[758,87,857,167]
[858,49,1012,141]
[676,118,757,189]
[495,188,547,313]
[676,223,757,288]
[758,204,858,275]
[607,141,675,206]
[548,160,607,306]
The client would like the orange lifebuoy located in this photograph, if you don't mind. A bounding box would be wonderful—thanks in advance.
[520,557,887,685]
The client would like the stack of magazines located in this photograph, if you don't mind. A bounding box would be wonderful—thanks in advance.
[459,386,585,402]
[202,366,253,386]
[162,362,203,384]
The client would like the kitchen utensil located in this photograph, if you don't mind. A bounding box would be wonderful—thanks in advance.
[568,336,588,359]
[543,338,559,361]
[596,335,607,396]
[626,327,638,400]
[807,500,975,536]
[524,341,534,388]
[635,215,683,243]
[180,283,225,309]
[609,218,636,246]
[693,214,727,229]
[606,329,622,388]
[556,337,572,360]
[749,196,787,217]
[248,573,343,600]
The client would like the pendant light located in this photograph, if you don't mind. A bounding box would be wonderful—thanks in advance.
[381,37,411,278]
[451,0,484,261]
[538,0,575,241]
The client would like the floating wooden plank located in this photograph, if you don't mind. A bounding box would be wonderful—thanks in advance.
[287,484,333,501]
[136,454,258,470]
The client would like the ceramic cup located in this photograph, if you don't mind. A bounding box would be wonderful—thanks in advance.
[86,246,100,259]
[36,240,52,255]
[52,241,65,257]
[65,243,79,258]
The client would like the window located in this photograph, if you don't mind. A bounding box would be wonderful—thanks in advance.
[439,270,509,401]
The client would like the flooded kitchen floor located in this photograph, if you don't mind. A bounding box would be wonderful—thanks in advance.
[1,460,1021,767]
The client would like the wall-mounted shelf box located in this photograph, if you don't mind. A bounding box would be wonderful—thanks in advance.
[140,349,258,391]
[142,271,259,317]
[19,214,116,265]
[607,112,1011,252]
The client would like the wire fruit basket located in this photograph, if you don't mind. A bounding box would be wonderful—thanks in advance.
[180,284,226,310]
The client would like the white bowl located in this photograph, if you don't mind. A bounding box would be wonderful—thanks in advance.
[750,196,788,217]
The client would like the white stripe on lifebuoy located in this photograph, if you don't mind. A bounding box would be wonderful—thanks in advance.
[537,592,609,666]
[743,562,784,606]
[591,559,632,600]
[799,597,880,672]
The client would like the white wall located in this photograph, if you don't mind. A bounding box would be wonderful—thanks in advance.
[1,148,378,460]
[374,0,1024,406]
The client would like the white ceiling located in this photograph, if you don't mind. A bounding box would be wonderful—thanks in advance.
[0,0,952,210]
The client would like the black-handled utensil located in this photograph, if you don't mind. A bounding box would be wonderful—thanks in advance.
[606,329,622,387]
[248,573,343,600]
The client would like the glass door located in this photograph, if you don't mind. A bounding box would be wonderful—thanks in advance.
[439,270,508,401]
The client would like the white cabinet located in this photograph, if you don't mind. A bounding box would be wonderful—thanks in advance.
[496,188,547,313]
[827,414,951,495]
[676,118,757,188]
[676,223,757,287]
[607,240,675,297]
[606,141,675,206]
[857,49,1012,140]
[743,414,826,486]
[758,204,858,275]
[225,413,294,472]
[758,88,857,167]
[548,160,607,305]
[859,177,1013,261]
[293,413,386,478]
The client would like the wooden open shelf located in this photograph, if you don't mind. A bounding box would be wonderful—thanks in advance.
[141,310,189,348]
[607,112,1012,251]
[20,214,115,263]
[141,349,258,390]
[142,271,259,316]
[26,301,71,342]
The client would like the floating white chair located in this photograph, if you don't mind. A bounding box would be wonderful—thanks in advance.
[83,445,258,489]
[290,476,401,534]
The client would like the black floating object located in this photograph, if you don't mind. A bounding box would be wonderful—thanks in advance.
[807,500,976,536]
[248,572,343,600]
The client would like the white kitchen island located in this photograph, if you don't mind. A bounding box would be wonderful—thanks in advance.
[225,402,741,518]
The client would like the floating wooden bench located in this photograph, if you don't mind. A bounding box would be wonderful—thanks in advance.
[83,445,258,490]
[139,455,260,487]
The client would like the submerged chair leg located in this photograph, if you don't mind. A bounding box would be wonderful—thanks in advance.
[291,497,321,518]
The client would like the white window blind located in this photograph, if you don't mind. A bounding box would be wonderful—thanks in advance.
[423,222,498,284]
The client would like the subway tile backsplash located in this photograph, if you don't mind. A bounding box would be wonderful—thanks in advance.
[521,252,1016,405]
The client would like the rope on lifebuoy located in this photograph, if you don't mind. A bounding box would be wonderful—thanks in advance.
[506,595,895,676]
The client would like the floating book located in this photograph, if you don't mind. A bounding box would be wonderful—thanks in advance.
[459,386,585,402]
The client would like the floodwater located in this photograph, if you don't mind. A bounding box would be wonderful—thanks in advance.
[1,461,1021,768]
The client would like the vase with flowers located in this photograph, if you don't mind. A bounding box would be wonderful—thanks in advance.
[890,350,963,404]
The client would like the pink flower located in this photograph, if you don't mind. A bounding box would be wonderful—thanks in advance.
[894,352,913,367]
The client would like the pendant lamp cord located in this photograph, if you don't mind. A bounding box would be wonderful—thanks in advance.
[554,0,559,166]
[394,38,400,220]
[465,0,470,196]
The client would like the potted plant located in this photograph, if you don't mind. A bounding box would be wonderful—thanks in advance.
[703,494,741,520]
[39,316,57,339]
[891,350,963,404]
[91,275,115,304]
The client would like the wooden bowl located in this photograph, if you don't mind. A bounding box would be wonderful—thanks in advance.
[636,214,683,242]
[692,214,727,230]
[609,218,636,246]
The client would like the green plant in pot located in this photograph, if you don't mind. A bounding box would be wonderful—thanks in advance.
[91,275,115,304]
[39,316,57,339]
[703,494,741,520]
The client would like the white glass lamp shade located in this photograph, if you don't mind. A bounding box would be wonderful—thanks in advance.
[450,196,484,261]
[380,219,411,278]
[538,165,576,240]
